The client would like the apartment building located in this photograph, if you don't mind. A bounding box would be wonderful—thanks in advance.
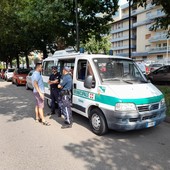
[110,1,170,63]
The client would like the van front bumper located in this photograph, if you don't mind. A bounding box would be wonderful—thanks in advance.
[102,107,166,131]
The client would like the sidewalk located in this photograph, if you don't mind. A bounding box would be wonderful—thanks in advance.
[165,116,170,123]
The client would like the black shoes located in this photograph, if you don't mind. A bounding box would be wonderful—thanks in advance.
[57,109,62,117]
[61,124,72,129]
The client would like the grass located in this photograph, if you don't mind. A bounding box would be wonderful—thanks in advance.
[157,85,170,116]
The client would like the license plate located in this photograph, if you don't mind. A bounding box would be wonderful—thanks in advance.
[146,121,155,128]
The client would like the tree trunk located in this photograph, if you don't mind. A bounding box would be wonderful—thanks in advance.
[25,52,29,68]
[16,55,19,68]
[42,47,48,59]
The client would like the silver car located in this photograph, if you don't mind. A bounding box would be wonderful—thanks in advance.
[26,70,34,90]
[5,68,15,81]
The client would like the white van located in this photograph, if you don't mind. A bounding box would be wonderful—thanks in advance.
[42,51,166,135]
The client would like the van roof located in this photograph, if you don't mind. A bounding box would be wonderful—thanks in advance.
[44,51,133,61]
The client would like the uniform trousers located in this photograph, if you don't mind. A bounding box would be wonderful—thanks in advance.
[61,94,72,124]
[50,88,61,114]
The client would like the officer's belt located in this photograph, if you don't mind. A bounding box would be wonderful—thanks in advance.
[61,90,71,96]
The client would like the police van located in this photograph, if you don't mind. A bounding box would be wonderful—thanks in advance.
[42,50,166,135]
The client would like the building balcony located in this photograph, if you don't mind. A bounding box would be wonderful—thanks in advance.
[110,25,135,34]
[110,26,129,34]
[147,11,166,20]
[147,46,170,54]
[122,9,137,19]
[111,45,136,50]
[133,19,152,27]
[111,35,136,42]
[149,34,168,42]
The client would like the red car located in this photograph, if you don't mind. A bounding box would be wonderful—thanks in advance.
[12,68,30,86]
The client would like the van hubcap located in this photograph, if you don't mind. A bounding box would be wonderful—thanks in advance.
[91,113,101,130]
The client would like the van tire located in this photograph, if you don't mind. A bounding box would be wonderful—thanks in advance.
[47,98,51,108]
[89,108,108,136]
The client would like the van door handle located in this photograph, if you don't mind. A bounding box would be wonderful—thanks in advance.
[73,83,76,89]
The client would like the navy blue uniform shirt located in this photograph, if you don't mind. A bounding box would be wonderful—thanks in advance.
[49,72,61,89]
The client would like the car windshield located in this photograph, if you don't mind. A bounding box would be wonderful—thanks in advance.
[8,69,15,72]
[150,64,163,67]
[93,58,147,84]
[18,69,30,74]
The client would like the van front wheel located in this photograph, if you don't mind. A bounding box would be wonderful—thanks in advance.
[89,108,108,136]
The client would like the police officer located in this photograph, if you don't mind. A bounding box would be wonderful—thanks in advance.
[58,66,73,128]
[48,66,61,116]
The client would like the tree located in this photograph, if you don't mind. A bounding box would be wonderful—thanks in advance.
[0,0,119,64]
[133,0,170,32]
[82,35,111,54]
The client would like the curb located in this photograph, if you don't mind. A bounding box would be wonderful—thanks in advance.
[164,116,170,123]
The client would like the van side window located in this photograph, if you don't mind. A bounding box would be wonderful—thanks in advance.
[77,60,87,80]
[42,61,54,76]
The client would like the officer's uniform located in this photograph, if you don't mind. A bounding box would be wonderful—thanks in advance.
[49,70,61,115]
[60,68,73,127]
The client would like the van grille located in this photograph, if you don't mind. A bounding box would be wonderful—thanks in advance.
[141,113,157,120]
[137,103,159,112]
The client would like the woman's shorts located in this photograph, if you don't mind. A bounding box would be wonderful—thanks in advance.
[33,92,44,108]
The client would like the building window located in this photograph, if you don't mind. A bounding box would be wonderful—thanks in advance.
[157,9,162,15]
[146,12,151,18]
[163,43,167,47]
[156,44,161,47]
[145,34,151,39]
[157,55,163,60]
[142,56,147,60]
[146,24,152,29]
[145,45,150,50]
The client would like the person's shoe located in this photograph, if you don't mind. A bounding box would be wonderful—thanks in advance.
[61,124,72,129]
[57,109,62,117]
[57,113,61,117]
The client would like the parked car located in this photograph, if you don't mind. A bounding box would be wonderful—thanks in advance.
[149,63,164,73]
[147,65,170,85]
[12,68,30,86]
[0,69,7,79]
[4,68,15,81]
[26,70,34,90]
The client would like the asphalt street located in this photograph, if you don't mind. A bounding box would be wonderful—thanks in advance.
[0,79,170,170]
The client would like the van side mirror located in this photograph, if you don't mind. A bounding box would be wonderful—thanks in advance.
[84,75,93,89]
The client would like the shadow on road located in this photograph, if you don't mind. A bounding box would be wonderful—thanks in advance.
[64,125,170,170]
[0,79,36,122]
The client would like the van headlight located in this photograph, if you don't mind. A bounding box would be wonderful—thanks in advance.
[115,103,136,111]
[160,98,166,107]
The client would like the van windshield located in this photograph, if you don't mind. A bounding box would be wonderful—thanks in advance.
[93,58,147,84]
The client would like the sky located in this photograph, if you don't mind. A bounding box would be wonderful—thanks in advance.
[119,0,128,5]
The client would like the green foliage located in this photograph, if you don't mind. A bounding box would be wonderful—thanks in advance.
[157,85,170,116]
[0,0,119,63]
[82,35,111,54]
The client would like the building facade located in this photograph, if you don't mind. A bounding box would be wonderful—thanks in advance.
[110,1,170,64]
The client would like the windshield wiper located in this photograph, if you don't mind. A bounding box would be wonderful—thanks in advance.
[121,79,133,84]
[103,78,120,81]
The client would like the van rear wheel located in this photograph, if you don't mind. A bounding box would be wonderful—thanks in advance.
[47,98,51,108]
[89,108,108,136]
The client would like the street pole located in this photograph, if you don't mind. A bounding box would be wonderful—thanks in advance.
[166,25,170,64]
[75,0,79,52]
[129,0,131,58]
[167,37,169,64]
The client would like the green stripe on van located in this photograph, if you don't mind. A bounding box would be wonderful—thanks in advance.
[73,89,163,106]
[44,82,48,88]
